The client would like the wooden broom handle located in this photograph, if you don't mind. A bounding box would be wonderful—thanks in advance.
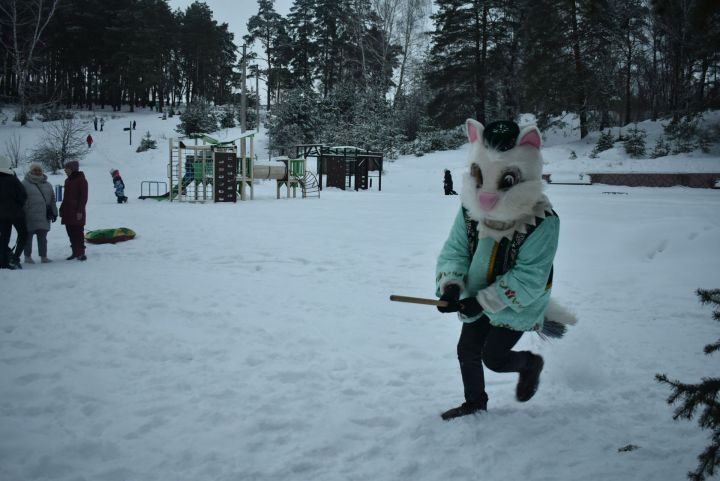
[389,295,448,307]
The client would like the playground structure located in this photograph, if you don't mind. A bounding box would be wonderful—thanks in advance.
[140,131,320,202]
[139,136,385,203]
[296,144,384,191]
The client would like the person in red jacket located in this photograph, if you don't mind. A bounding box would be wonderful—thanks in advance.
[60,160,88,261]
[86,134,93,148]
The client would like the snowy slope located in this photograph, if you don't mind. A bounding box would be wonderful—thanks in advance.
[1,109,719,481]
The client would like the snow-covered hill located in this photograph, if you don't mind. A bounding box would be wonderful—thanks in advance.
[1,108,719,481]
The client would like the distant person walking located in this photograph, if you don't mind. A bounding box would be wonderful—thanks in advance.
[22,163,57,264]
[132,120,136,130]
[0,155,27,270]
[443,169,458,195]
[93,117,98,131]
[60,160,88,261]
[100,118,105,131]
[86,134,93,148]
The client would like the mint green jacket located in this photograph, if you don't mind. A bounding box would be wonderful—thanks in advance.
[435,208,559,331]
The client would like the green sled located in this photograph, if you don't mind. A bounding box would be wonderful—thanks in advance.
[85,227,136,244]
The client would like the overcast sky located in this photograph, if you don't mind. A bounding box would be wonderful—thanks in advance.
[167,0,294,47]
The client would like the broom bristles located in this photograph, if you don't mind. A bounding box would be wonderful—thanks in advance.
[538,319,567,340]
[537,299,578,341]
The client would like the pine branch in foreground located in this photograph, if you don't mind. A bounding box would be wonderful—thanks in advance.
[656,288,720,481]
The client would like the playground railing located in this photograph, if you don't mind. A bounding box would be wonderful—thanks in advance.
[141,181,168,197]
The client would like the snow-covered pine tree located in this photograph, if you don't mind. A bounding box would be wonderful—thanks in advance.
[220,108,236,129]
[266,88,320,156]
[590,130,615,157]
[623,125,646,158]
[697,130,713,154]
[650,136,671,158]
[136,132,157,153]
[175,100,218,136]
[656,288,720,481]
[665,117,699,154]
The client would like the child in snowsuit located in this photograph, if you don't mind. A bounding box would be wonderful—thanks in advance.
[110,169,128,203]
[435,119,573,421]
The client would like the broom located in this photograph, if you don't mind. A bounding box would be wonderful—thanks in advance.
[389,295,577,340]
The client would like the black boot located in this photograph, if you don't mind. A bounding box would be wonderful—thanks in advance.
[441,401,487,420]
[9,255,22,269]
[516,353,544,402]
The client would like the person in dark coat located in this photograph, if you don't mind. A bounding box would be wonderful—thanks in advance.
[0,155,27,269]
[110,168,128,203]
[443,169,458,195]
[60,160,88,261]
[132,120,136,130]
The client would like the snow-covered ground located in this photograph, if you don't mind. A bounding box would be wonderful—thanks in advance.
[1,109,719,481]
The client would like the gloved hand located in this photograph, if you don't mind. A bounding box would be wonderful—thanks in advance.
[458,297,483,317]
[51,215,57,223]
[437,284,461,313]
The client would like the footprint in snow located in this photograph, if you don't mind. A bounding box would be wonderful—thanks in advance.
[646,239,668,260]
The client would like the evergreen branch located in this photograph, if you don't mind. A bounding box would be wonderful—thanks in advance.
[705,341,720,355]
[658,289,720,481]
[697,288,720,306]
[698,401,720,431]
[690,441,720,481]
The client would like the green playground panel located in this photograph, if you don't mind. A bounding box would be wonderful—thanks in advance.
[237,157,253,177]
[288,159,305,177]
[192,162,213,182]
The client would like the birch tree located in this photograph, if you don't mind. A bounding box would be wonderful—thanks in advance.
[0,0,60,125]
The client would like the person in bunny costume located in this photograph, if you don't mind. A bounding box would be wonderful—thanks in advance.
[435,119,571,421]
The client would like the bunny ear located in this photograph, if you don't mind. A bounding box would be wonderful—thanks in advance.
[517,126,542,149]
[466,119,484,144]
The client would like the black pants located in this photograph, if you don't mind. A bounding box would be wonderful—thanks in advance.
[457,315,530,406]
[0,220,11,267]
[0,218,27,267]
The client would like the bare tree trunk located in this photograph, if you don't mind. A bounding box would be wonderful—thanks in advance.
[569,0,588,138]
[624,21,632,125]
[651,28,659,121]
[393,0,430,105]
[473,1,489,124]
[0,0,60,125]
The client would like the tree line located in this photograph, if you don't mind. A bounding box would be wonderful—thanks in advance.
[0,0,718,147]
[0,0,237,124]
[426,0,719,136]
[253,0,718,155]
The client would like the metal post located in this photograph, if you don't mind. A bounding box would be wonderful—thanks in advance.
[241,44,247,133]
[255,66,260,131]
